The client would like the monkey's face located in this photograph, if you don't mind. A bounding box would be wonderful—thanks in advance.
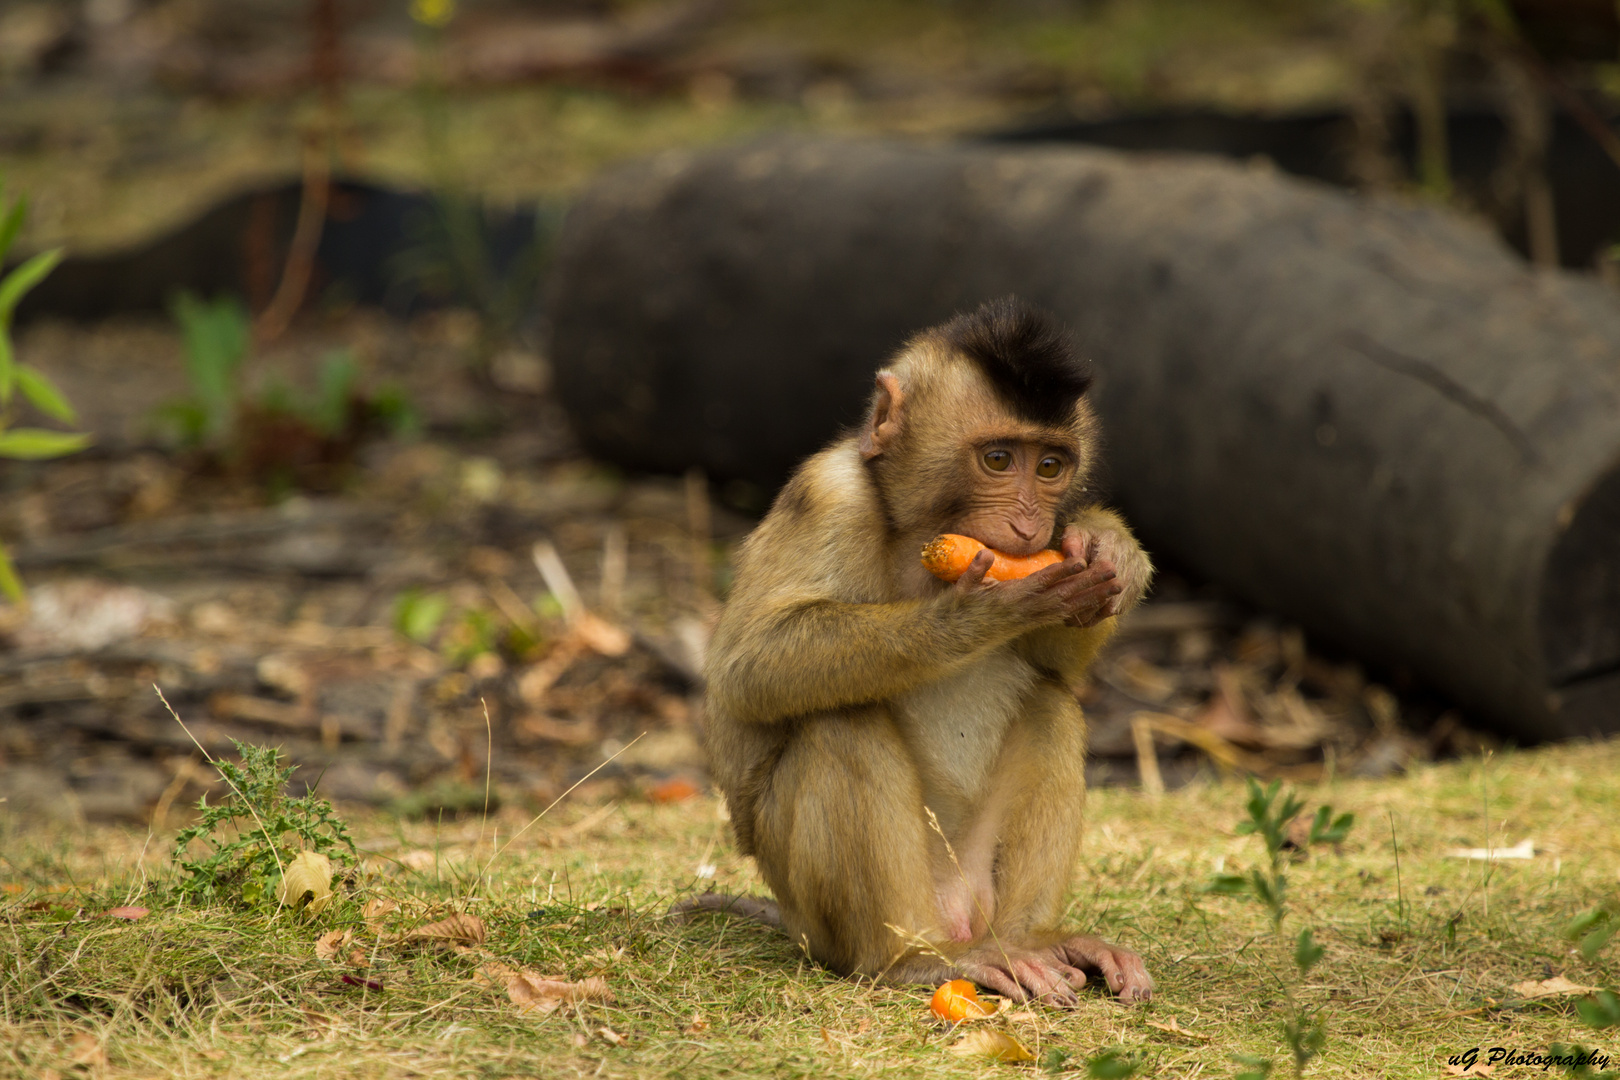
[948,436,1079,557]
[861,345,1096,555]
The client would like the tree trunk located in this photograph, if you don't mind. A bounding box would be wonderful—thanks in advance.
[546,138,1620,741]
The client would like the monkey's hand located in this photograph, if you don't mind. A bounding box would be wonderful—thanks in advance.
[950,544,1121,631]
[1060,518,1152,625]
[1048,934,1154,1003]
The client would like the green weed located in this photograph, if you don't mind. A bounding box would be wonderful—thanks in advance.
[0,173,90,602]
[1208,778,1355,1078]
[170,740,357,908]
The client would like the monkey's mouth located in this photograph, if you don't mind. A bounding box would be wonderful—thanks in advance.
[966,531,1050,559]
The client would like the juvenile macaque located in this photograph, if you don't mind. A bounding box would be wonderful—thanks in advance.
[685,297,1154,1004]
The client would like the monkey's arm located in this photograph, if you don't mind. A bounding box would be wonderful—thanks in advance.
[707,593,1032,724]
[1014,622,1118,685]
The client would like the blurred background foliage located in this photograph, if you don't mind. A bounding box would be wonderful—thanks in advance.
[0,0,1614,257]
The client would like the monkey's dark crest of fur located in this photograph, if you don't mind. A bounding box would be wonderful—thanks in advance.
[940,296,1093,426]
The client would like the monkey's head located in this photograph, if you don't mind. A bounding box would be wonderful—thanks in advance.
[859,296,1098,557]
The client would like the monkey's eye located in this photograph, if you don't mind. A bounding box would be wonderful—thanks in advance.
[983,449,1012,471]
[1036,456,1063,479]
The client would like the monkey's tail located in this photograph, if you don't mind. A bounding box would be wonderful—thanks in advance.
[667,892,782,929]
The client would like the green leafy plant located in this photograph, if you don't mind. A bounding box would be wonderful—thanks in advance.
[158,298,418,488]
[159,291,251,448]
[1208,779,1354,1078]
[0,175,90,603]
[172,739,357,907]
[1549,906,1620,1078]
[258,349,358,438]
[1084,1047,1142,1078]
[1566,906,1619,965]
[393,588,449,644]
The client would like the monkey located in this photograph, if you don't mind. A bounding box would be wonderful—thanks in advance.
[679,296,1155,1005]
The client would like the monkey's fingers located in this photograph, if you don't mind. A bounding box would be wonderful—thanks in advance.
[1052,559,1122,626]
[951,548,997,593]
[1018,556,1090,593]
[1059,525,1091,568]
[1052,566,1120,605]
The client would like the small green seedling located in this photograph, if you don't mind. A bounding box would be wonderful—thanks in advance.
[172,739,356,908]
[1209,778,1354,1078]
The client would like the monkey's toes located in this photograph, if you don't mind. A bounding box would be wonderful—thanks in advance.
[1051,936,1155,1004]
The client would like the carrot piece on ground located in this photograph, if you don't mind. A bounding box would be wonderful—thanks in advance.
[929,979,996,1021]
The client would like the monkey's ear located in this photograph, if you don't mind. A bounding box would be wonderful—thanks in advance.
[859,372,906,460]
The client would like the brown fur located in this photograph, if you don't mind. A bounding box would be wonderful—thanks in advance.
[696,299,1154,1004]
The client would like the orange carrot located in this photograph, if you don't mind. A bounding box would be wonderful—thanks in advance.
[920,534,1063,583]
[929,979,995,1022]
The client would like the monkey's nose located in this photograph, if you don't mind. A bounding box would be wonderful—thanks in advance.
[1012,521,1037,540]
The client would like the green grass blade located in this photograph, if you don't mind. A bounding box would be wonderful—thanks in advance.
[0,247,63,324]
[0,324,12,406]
[0,543,21,604]
[13,364,77,423]
[0,427,92,459]
[0,196,26,259]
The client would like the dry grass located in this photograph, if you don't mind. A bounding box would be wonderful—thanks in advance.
[3,737,1618,1079]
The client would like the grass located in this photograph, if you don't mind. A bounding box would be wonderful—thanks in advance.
[3,737,1619,1078]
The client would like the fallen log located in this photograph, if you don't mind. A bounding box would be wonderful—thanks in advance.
[546,138,1620,740]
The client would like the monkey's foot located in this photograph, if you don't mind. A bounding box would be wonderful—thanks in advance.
[955,946,1091,1007]
[1048,934,1154,1003]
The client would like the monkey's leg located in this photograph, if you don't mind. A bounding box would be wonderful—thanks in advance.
[988,684,1155,1003]
[747,708,944,979]
[747,708,1101,1003]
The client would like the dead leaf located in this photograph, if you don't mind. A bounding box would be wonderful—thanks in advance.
[1114,655,1178,702]
[346,947,371,968]
[1510,975,1601,999]
[597,1026,627,1046]
[199,1049,226,1061]
[399,849,438,873]
[67,1031,108,1067]
[301,1009,336,1029]
[686,1015,710,1034]
[517,639,587,705]
[950,1029,1035,1063]
[315,929,354,962]
[479,962,613,1015]
[105,906,149,920]
[576,612,631,657]
[1145,1017,1210,1041]
[395,913,486,946]
[277,851,334,915]
[363,898,398,931]
[518,712,601,746]
[1442,1063,1494,1077]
